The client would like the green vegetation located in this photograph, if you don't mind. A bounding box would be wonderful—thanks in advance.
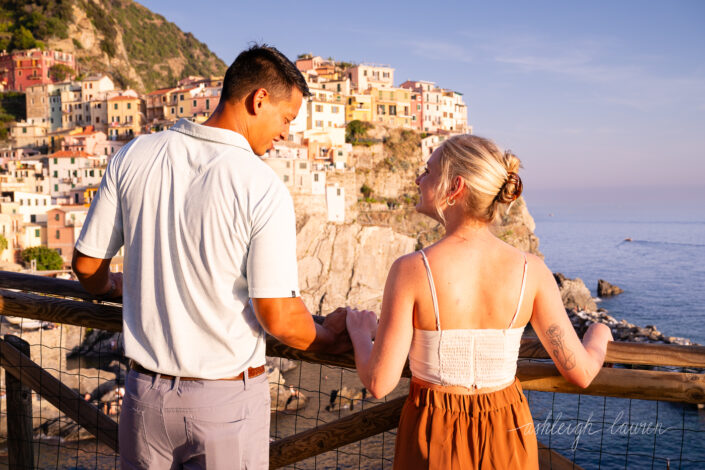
[0,234,7,255]
[21,246,64,271]
[0,1,71,51]
[48,63,74,81]
[360,183,372,199]
[346,120,375,145]
[72,37,83,49]
[0,91,25,141]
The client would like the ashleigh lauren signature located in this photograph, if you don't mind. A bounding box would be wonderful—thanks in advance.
[508,410,674,451]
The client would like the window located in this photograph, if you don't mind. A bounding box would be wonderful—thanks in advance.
[35,229,40,237]
[53,171,58,177]
[337,188,341,196]
[313,173,319,182]
[299,162,307,169]
[283,175,289,182]
[54,213,60,221]
[54,184,58,191]
[193,100,197,107]
[206,99,210,110]
[56,230,61,239]
[315,120,323,127]
[71,157,75,164]
[389,105,397,116]
[315,105,323,112]
[127,102,131,110]
[114,103,118,110]
[179,107,183,114]
[286,162,290,168]
[96,117,100,123]
[417,104,421,111]
[180,94,184,101]
[332,106,339,113]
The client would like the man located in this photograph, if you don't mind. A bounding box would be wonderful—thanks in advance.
[72,45,350,469]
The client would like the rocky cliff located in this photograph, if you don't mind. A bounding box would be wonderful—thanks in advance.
[297,217,416,314]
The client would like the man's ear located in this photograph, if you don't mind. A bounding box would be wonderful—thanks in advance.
[251,88,269,116]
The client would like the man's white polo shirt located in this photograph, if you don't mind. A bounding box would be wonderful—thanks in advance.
[76,119,300,378]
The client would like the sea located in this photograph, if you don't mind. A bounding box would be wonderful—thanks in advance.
[525,205,705,470]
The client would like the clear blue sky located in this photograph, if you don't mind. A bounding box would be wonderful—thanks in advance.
[139,0,705,219]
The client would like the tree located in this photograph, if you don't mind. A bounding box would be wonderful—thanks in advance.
[49,63,74,82]
[346,120,373,144]
[11,26,39,50]
[0,234,7,255]
[21,246,64,271]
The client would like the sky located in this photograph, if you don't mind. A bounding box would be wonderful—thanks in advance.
[139,0,705,220]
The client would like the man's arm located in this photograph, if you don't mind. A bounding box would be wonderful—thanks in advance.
[72,249,122,298]
[252,298,350,353]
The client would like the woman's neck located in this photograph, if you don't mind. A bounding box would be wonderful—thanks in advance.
[443,212,491,242]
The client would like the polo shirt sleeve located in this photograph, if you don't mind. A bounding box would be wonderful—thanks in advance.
[247,178,300,298]
[74,151,124,259]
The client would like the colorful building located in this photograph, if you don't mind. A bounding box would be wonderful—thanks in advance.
[0,49,76,92]
[107,95,143,140]
[369,86,413,128]
[347,64,394,91]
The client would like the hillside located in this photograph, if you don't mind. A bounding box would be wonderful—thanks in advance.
[0,0,227,92]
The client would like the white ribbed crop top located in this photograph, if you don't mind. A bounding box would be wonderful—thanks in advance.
[408,249,528,389]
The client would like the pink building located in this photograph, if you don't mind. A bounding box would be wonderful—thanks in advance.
[62,127,108,154]
[0,48,76,92]
[46,207,75,264]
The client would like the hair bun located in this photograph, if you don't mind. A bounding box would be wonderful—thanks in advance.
[497,172,523,203]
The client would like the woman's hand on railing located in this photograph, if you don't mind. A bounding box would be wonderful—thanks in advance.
[345,308,378,342]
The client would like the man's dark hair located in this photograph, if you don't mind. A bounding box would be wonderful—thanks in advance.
[221,44,311,103]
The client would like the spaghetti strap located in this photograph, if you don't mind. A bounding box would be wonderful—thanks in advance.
[419,250,441,331]
[508,256,528,328]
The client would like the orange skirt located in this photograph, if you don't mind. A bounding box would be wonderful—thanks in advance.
[393,377,538,470]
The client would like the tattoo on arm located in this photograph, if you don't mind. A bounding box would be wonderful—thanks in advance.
[546,323,576,370]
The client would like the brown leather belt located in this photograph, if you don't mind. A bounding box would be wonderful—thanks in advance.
[129,360,266,382]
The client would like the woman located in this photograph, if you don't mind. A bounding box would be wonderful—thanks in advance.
[346,134,613,469]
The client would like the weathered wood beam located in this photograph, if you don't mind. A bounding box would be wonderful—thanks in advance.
[518,362,705,404]
[4,335,34,469]
[270,396,406,468]
[520,337,705,368]
[0,337,119,451]
[0,288,122,332]
[0,271,101,303]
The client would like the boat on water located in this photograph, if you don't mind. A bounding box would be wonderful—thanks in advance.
[624,237,633,242]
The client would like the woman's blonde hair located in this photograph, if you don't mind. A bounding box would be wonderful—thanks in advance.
[433,134,522,223]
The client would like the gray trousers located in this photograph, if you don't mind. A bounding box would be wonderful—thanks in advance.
[119,369,270,469]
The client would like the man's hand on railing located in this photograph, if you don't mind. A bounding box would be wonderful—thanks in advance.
[321,307,354,354]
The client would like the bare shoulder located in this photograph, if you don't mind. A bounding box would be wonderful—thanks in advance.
[390,251,426,278]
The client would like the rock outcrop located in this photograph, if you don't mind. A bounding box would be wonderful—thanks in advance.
[597,279,624,297]
[297,217,416,314]
[567,310,698,346]
[553,273,598,312]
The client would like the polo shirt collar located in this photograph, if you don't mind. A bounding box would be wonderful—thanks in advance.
[170,118,253,152]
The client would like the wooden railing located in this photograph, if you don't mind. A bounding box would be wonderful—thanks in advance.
[0,271,704,469]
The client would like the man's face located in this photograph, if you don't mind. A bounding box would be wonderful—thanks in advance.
[249,87,303,156]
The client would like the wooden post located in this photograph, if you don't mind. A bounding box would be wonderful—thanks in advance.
[4,334,34,469]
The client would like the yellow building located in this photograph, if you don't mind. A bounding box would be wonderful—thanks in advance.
[370,87,413,128]
[346,94,373,122]
[107,95,143,140]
